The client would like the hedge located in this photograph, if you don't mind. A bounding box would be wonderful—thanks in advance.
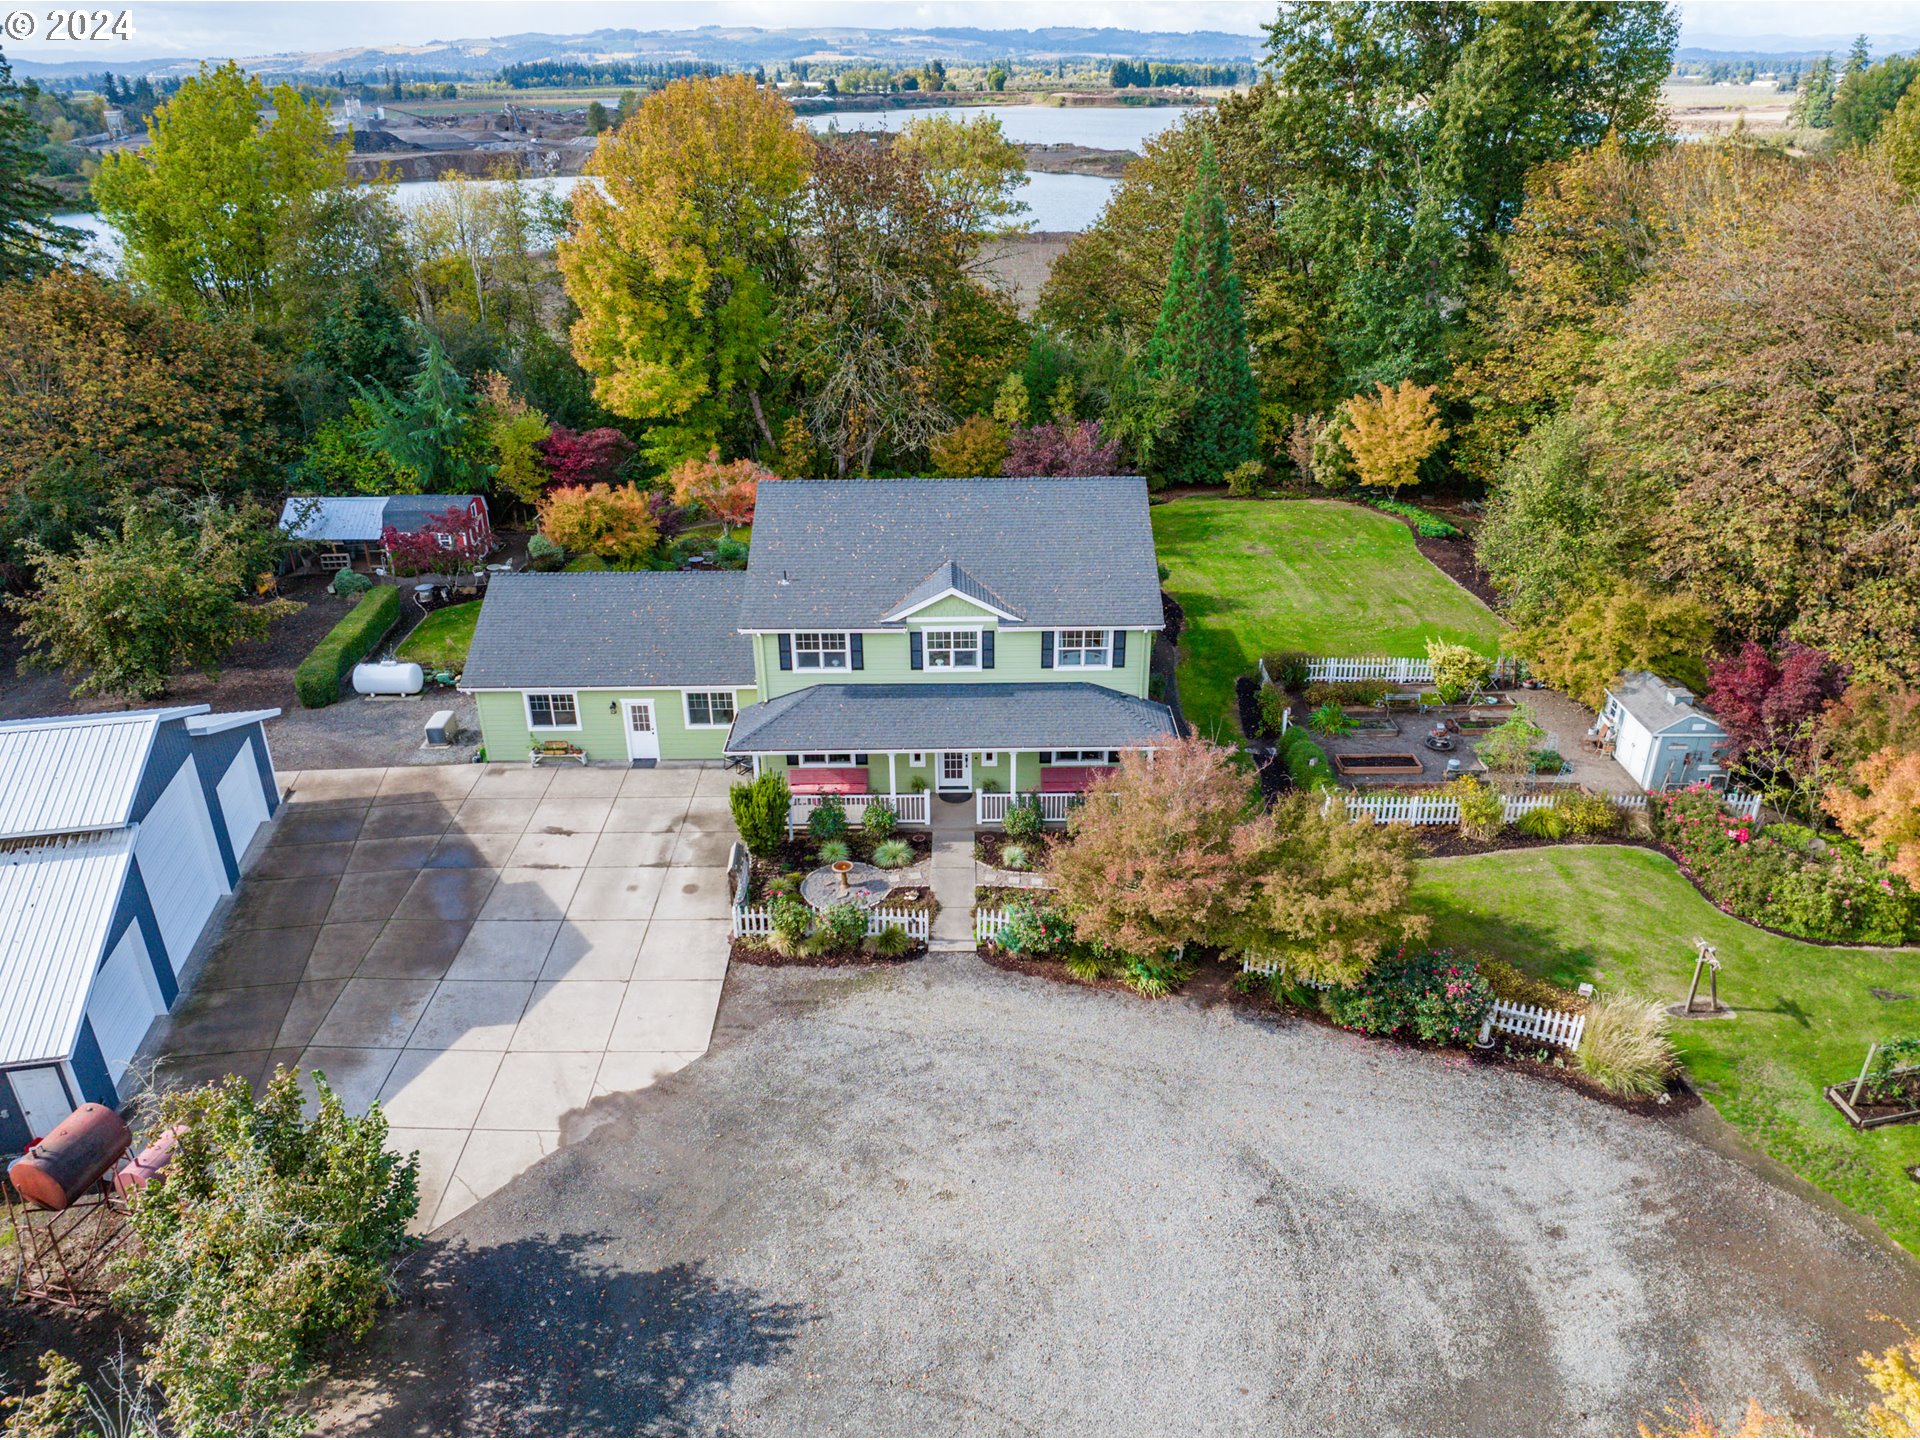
[295,585,401,709]
[1278,726,1338,793]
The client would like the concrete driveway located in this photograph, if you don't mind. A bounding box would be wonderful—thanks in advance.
[318,955,1920,1437]
[145,763,737,1231]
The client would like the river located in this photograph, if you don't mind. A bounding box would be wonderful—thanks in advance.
[53,103,1199,254]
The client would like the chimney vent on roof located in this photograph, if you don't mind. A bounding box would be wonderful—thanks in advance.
[778,569,790,586]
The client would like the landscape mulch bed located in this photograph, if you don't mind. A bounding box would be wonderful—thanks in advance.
[1413,829,1645,860]
[974,832,1058,870]
[1412,534,1502,610]
[730,941,922,968]
[1224,981,1699,1119]
[1233,674,1290,803]
[747,831,934,901]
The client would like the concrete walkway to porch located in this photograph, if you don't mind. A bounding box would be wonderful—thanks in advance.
[927,795,977,952]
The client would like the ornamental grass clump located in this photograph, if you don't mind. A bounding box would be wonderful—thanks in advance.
[1575,996,1677,1098]
[872,838,914,869]
[815,840,851,865]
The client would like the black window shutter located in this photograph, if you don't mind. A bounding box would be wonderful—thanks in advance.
[1111,630,1126,667]
[854,753,869,766]
[982,630,995,669]
[850,633,864,670]
[786,754,799,766]
[910,631,923,670]
[1040,631,1054,669]
[1039,751,1053,764]
[777,634,792,670]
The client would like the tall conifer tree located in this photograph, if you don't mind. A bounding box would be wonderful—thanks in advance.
[1143,141,1257,487]
[0,52,78,282]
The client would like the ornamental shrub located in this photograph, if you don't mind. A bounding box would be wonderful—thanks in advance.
[998,899,1074,958]
[1304,679,1390,708]
[1262,650,1313,689]
[1225,460,1264,497]
[1452,773,1505,841]
[1424,638,1490,704]
[1516,802,1573,840]
[1576,997,1677,1097]
[821,901,868,952]
[728,772,790,858]
[116,1069,418,1436]
[872,838,914,868]
[1308,702,1353,736]
[1003,795,1046,844]
[1121,954,1191,996]
[1372,498,1461,538]
[1650,785,1920,944]
[807,794,848,842]
[862,798,897,841]
[293,584,401,708]
[525,532,565,570]
[770,894,813,944]
[1256,683,1291,737]
[1478,704,1548,774]
[328,567,372,598]
[1327,947,1493,1046]
[1280,727,1336,793]
[1558,791,1622,836]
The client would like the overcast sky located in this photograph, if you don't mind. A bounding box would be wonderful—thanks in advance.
[7,0,1918,62]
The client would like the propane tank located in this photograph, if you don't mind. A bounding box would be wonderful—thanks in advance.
[7,1104,131,1210]
[114,1123,186,1199]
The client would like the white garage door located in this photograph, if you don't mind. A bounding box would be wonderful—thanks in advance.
[135,764,229,974]
[88,927,163,1085]
[214,744,269,867]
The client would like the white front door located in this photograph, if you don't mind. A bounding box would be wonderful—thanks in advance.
[9,1066,74,1141]
[938,751,972,792]
[623,700,661,762]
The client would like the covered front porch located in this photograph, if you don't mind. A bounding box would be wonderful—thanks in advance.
[722,681,1180,832]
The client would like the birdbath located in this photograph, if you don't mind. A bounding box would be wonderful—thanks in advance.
[802,859,892,911]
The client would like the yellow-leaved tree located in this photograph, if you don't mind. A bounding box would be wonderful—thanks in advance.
[558,74,811,471]
[1343,379,1447,490]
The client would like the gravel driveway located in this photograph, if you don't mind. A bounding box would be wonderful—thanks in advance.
[319,955,1920,1436]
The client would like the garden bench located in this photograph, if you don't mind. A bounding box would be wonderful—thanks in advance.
[529,739,588,767]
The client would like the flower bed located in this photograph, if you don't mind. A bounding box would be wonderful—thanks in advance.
[1650,785,1920,945]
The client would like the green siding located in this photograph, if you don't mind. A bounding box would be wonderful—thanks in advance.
[754,628,1152,701]
[474,686,757,764]
[904,595,1005,620]
[758,750,1140,795]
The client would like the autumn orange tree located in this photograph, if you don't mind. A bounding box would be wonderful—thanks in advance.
[536,483,661,565]
[1342,378,1447,490]
[1828,747,1920,887]
[668,450,776,534]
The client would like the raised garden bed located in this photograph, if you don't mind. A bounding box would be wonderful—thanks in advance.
[1332,752,1425,776]
[1825,1069,1920,1130]
[1341,713,1399,733]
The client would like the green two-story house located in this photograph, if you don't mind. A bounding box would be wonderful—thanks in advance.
[462,476,1179,826]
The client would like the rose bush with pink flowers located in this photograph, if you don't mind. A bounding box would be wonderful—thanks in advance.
[1327,946,1493,1045]
[1650,785,1919,944]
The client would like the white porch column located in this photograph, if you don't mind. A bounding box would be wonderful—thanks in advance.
[888,750,898,796]
[752,753,762,777]
[1007,749,1019,793]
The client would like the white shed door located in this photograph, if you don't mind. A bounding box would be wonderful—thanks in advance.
[89,927,162,1085]
[135,764,229,974]
[9,1066,74,1140]
[215,744,269,866]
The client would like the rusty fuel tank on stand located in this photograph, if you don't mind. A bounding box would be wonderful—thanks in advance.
[8,1104,131,1210]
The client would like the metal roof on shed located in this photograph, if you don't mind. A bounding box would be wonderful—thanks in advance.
[279,496,389,543]
[0,830,134,1068]
[0,712,173,843]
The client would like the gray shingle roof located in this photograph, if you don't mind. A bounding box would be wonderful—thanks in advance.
[740,477,1164,630]
[724,682,1179,753]
[1608,670,1726,736]
[462,572,755,690]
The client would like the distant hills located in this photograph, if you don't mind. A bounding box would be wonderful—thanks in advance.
[9,25,1267,81]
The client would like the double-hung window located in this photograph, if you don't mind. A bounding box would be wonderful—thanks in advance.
[924,628,981,670]
[684,691,736,728]
[1056,629,1111,668]
[1051,749,1119,765]
[793,632,850,669]
[525,692,579,729]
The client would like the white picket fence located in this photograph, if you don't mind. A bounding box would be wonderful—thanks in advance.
[1335,786,1752,826]
[730,903,930,941]
[975,907,1012,944]
[1261,654,1521,687]
[1239,957,1587,1051]
[976,791,1085,826]
[787,792,930,835]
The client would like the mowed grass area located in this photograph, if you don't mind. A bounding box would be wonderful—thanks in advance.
[1416,845,1920,1254]
[1150,498,1507,738]
[395,601,480,673]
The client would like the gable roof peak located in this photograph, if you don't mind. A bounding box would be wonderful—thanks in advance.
[885,558,1020,623]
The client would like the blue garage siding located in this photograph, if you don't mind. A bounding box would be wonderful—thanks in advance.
[69,1020,116,1110]
[127,717,196,825]
[0,1073,31,1155]
[108,864,176,1007]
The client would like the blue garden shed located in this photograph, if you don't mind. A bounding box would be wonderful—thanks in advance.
[0,706,280,1152]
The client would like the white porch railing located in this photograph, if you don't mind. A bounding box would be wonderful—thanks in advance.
[787,791,929,835]
[730,903,929,941]
[976,791,1084,826]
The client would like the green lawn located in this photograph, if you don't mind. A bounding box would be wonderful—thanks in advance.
[1416,845,1920,1254]
[1150,497,1508,738]
[395,601,480,673]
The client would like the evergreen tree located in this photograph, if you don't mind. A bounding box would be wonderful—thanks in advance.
[1141,141,1256,488]
[0,51,79,282]
[1789,54,1837,128]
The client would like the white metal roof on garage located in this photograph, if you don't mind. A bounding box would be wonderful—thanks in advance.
[0,710,202,843]
[0,829,135,1067]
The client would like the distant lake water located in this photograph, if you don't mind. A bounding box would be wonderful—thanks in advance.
[52,103,1197,254]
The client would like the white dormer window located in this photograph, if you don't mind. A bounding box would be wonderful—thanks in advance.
[794,632,849,669]
[1056,629,1111,668]
[925,628,981,671]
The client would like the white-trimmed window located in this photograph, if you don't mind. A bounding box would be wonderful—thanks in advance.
[1056,628,1111,667]
[1049,749,1118,765]
[794,752,857,765]
[925,628,981,670]
[684,691,736,728]
[793,632,850,669]
[525,692,579,729]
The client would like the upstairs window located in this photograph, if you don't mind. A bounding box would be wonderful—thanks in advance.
[794,632,850,669]
[1056,629,1111,667]
[525,692,579,729]
[924,628,981,670]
